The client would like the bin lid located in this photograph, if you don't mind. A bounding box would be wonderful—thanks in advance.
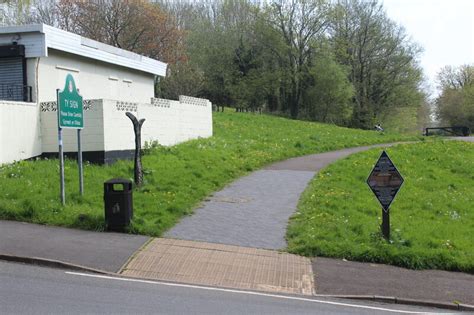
[105,178,133,184]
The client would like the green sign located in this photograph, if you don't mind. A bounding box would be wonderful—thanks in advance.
[58,74,83,129]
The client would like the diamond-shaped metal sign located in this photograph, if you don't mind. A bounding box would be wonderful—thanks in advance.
[367,151,404,212]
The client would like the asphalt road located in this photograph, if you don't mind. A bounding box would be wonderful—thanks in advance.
[0,261,448,314]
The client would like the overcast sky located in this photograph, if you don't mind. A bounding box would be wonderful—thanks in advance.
[382,0,474,98]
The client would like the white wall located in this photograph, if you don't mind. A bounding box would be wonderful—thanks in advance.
[103,97,213,151]
[40,96,213,155]
[102,100,136,152]
[0,101,41,165]
[140,96,213,146]
[40,100,105,153]
[26,58,38,102]
[37,49,155,104]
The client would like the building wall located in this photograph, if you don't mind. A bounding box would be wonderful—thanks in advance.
[142,96,213,146]
[39,96,213,163]
[103,97,213,150]
[37,49,155,104]
[0,32,46,57]
[0,100,41,165]
[26,58,38,101]
[40,100,105,154]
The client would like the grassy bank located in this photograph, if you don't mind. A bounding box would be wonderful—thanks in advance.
[287,140,474,273]
[0,111,418,236]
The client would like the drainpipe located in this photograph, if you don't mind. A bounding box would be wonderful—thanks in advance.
[35,57,40,104]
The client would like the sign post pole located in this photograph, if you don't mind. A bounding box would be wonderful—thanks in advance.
[381,208,390,240]
[57,89,65,205]
[77,129,83,195]
[59,127,65,205]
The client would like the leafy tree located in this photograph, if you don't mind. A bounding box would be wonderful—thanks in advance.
[436,64,474,129]
[265,0,331,118]
[158,62,204,99]
[330,0,424,129]
[302,53,354,124]
[186,0,267,108]
[437,65,474,90]
[187,15,236,106]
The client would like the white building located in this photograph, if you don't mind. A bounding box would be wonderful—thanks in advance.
[0,24,212,165]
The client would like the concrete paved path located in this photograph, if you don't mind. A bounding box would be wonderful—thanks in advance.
[166,144,393,249]
[121,238,314,296]
[451,136,474,142]
[0,220,149,272]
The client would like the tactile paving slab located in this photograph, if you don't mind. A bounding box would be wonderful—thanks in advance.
[121,238,314,295]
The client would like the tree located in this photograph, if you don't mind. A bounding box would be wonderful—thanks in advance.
[0,0,33,25]
[330,0,424,128]
[437,65,474,91]
[436,64,474,130]
[302,53,354,124]
[158,62,204,99]
[186,0,266,108]
[265,0,331,118]
[18,0,186,64]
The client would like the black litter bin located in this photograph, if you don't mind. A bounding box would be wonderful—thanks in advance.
[104,178,133,231]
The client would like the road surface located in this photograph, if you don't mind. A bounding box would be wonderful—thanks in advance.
[0,261,449,314]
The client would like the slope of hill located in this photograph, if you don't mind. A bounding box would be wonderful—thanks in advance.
[288,140,474,272]
[0,112,418,235]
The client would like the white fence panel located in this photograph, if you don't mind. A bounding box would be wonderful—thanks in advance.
[0,101,41,165]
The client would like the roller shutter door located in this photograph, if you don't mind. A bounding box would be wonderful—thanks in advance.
[0,57,24,101]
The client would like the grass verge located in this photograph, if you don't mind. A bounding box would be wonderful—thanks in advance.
[287,140,474,273]
[0,111,418,236]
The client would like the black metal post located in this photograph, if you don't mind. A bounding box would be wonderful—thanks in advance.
[381,208,390,240]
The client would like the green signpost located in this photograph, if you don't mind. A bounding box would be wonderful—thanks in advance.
[58,74,83,128]
[57,74,84,205]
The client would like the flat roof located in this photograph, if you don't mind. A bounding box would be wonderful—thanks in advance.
[0,24,167,76]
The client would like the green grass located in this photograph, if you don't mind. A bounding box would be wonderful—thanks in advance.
[0,111,418,236]
[287,140,474,273]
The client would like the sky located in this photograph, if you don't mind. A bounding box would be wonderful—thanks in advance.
[382,0,474,98]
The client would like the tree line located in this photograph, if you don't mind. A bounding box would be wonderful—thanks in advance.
[2,0,429,130]
[436,64,474,130]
